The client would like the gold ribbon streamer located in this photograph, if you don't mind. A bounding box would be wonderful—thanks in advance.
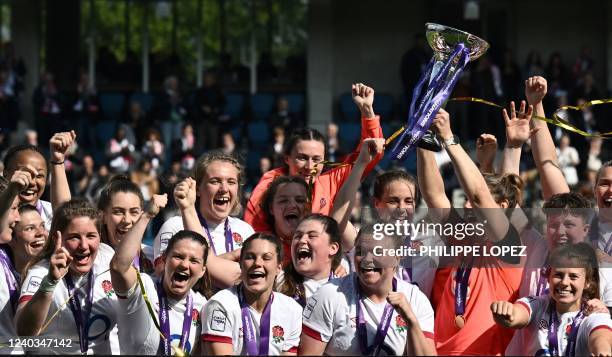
[135,267,186,356]
[448,97,612,138]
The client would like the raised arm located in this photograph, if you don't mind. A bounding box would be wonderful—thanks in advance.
[490,301,530,329]
[174,177,241,288]
[525,76,569,199]
[331,138,384,252]
[588,326,612,356]
[110,194,168,293]
[16,232,72,336]
[342,83,384,175]
[476,134,497,174]
[499,101,538,175]
[0,168,34,233]
[49,131,76,209]
[432,109,510,242]
[387,292,437,356]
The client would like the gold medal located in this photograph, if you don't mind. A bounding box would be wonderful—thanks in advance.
[454,314,465,329]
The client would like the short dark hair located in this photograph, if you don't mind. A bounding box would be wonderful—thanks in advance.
[543,192,594,224]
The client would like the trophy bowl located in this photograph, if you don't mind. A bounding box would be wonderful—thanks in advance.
[425,23,489,63]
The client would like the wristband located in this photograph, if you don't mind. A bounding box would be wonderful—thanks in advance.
[50,160,64,165]
[39,275,59,294]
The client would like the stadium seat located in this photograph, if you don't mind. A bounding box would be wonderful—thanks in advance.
[373,93,394,121]
[224,93,245,119]
[129,92,154,113]
[282,93,305,114]
[99,92,125,121]
[339,93,359,121]
[250,93,275,121]
[338,121,361,150]
[247,121,270,150]
[93,120,118,163]
[245,150,264,178]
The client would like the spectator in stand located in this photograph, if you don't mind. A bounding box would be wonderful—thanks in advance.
[586,137,603,186]
[85,163,110,203]
[326,122,345,163]
[545,52,569,95]
[2,42,26,99]
[556,134,580,187]
[472,55,504,139]
[270,97,301,135]
[221,131,236,156]
[193,72,225,151]
[106,126,136,174]
[24,129,38,146]
[524,50,545,78]
[573,45,595,85]
[574,73,600,102]
[33,72,61,146]
[501,48,521,104]
[270,127,286,167]
[131,159,160,203]
[74,154,95,198]
[141,128,165,172]
[154,75,186,161]
[124,101,149,148]
[171,122,196,171]
[400,33,430,105]
[71,71,99,151]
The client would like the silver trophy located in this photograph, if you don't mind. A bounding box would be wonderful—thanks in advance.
[397,23,489,154]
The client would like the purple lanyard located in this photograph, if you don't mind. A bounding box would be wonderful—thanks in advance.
[355,277,397,356]
[156,279,193,356]
[588,218,612,255]
[547,301,585,356]
[197,211,233,255]
[390,44,470,160]
[64,270,95,354]
[238,285,274,356]
[133,254,140,271]
[0,246,18,311]
[454,259,472,317]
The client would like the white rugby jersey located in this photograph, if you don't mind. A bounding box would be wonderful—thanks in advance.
[115,273,206,355]
[153,216,254,258]
[505,295,612,356]
[36,199,52,231]
[301,273,434,356]
[201,286,302,355]
[18,243,119,354]
[0,253,18,355]
[393,233,441,299]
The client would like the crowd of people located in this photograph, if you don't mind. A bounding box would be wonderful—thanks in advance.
[0,76,610,356]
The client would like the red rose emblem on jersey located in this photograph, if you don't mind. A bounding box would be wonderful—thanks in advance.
[102,280,114,297]
[191,308,200,326]
[233,233,243,246]
[395,315,407,333]
[320,197,327,209]
[410,240,423,250]
[272,325,285,344]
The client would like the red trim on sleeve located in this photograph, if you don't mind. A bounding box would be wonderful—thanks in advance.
[516,301,532,316]
[302,324,323,341]
[590,325,612,336]
[423,331,435,340]
[286,346,298,353]
[201,334,233,344]
[18,295,33,305]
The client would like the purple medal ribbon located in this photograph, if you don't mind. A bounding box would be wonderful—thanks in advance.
[238,285,274,356]
[454,259,472,318]
[197,210,233,255]
[391,44,471,160]
[547,301,585,356]
[133,254,140,271]
[64,270,95,354]
[355,277,398,356]
[0,246,18,311]
[536,265,549,296]
[156,279,193,356]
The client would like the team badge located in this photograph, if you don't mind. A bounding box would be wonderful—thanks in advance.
[102,280,114,297]
[192,308,200,327]
[233,233,243,247]
[539,319,548,330]
[272,326,285,344]
[395,315,407,333]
